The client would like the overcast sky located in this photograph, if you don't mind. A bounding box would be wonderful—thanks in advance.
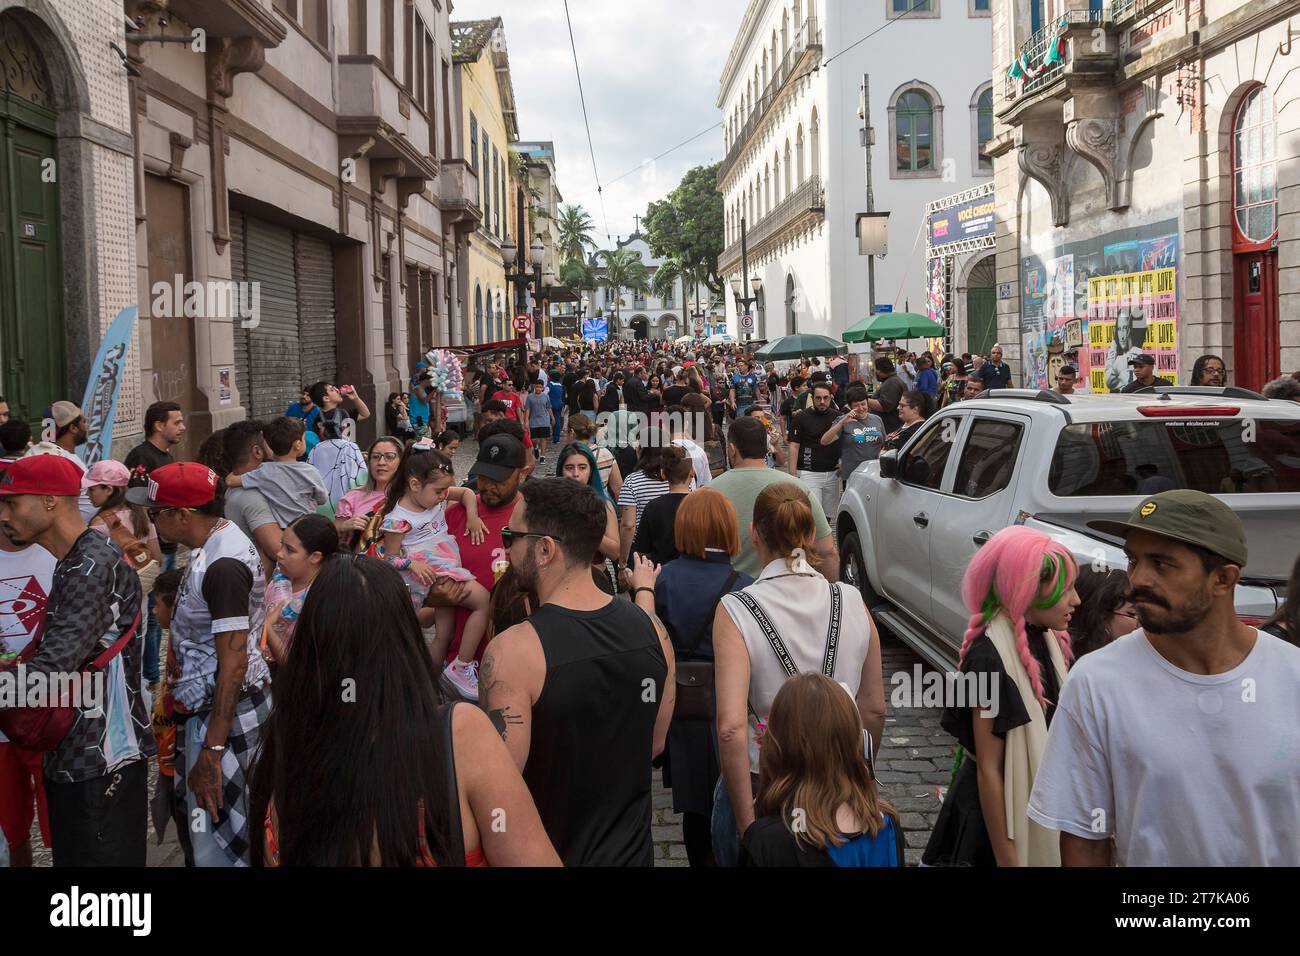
[456,0,749,248]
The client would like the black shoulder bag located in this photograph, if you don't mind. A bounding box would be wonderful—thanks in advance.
[673,570,740,722]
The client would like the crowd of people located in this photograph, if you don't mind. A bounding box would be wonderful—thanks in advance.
[0,336,1297,869]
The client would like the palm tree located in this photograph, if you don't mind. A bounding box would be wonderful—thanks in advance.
[556,204,597,263]
[597,247,649,334]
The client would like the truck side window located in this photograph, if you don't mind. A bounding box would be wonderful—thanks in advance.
[954,419,1025,498]
[901,422,955,491]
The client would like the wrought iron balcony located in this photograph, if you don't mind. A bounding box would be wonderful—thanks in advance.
[719,175,825,272]
[1002,9,1112,106]
[717,16,823,185]
[1111,0,1169,24]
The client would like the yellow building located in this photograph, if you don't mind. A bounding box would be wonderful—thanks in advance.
[451,17,522,344]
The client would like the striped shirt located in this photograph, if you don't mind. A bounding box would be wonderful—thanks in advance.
[616,470,670,532]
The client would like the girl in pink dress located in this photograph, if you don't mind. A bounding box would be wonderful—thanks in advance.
[378,447,489,701]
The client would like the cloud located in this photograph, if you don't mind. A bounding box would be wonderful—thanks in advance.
[466,0,749,247]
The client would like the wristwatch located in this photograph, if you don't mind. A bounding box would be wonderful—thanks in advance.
[201,743,227,754]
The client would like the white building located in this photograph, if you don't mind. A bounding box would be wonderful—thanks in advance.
[717,0,994,342]
[590,233,693,342]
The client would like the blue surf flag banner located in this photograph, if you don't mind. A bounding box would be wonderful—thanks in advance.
[79,306,139,467]
[582,316,608,342]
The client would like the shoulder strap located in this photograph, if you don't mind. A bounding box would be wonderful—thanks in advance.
[734,591,798,677]
[821,582,843,677]
[684,570,739,660]
[434,702,468,867]
[87,610,143,672]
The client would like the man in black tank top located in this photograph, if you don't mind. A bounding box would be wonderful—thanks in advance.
[480,478,675,866]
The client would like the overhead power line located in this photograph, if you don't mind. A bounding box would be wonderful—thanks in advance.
[563,0,612,245]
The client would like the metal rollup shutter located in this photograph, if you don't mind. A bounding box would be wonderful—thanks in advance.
[230,212,252,417]
[296,234,336,389]
[243,218,301,419]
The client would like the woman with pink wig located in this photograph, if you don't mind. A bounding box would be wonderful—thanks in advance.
[922,526,1078,867]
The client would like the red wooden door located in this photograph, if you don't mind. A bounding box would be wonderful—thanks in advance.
[1232,250,1279,392]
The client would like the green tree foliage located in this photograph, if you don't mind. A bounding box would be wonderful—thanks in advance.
[644,163,724,295]
[596,247,649,329]
[555,204,597,263]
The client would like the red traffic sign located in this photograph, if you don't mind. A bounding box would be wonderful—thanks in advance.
[513,313,532,334]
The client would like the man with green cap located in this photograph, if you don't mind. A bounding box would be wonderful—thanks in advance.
[1028,490,1300,866]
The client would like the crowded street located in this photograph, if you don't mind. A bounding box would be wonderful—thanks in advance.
[1,0,1298,936]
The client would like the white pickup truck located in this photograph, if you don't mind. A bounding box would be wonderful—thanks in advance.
[835,386,1300,670]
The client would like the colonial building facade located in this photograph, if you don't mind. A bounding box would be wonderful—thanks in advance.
[0,0,137,443]
[591,234,688,342]
[717,0,993,341]
[990,0,1297,392]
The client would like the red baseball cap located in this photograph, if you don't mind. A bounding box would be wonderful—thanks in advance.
[125,461,219,509]
[0,455,84,497]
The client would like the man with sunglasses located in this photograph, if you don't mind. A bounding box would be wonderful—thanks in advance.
[435,435,530,666]
[480,478,674,866]
[129,462,270,866]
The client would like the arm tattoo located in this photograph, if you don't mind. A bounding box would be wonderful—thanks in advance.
[487,707,524,741]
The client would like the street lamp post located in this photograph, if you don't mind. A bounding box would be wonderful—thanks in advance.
[502,236,554,369]
[729,216,764,342]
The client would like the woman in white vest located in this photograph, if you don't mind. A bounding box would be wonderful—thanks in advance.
[712,482,885,865]
[922,526,1078,867]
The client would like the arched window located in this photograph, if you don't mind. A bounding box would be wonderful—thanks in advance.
[786,273,798,334]
[474,284,484,344]
[782,9,790,56]
[771,31,778,74]
[762,49,768,92]
[784,139,793,195]
[796,124,805,182]
[973,84,994,175]
[1233,84,1277,246]
[810,107,821,179]
[794,0,803,26]
[764,165,771,215]
[889,82,943,177]
[773,151,782,205]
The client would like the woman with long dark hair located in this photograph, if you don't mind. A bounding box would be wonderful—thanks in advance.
[262,514,339,667]
[249,556,559,866]
[1067,566,1138,659]
[1263,552,1300,645]
[335,436,403,550]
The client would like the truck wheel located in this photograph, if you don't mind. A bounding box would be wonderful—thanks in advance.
[840,530,883,609]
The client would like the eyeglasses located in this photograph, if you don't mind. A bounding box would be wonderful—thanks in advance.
[369,452,400,462]
[148,506,197,522]
[501,527,563,548]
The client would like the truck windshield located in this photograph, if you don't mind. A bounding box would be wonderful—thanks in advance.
[1048,419,1300,496]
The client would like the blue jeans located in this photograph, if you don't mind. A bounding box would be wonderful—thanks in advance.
[143,550,177,683]
[711,773,759,867]
[551,406,565,444]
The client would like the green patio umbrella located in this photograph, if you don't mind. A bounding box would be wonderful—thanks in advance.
[754,333,847,360]
[841,312,946,343]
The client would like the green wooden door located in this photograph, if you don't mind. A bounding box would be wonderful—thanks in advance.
[0,94,64,429]
[966,286,996,358]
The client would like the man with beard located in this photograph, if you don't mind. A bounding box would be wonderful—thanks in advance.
[434,435,529,665]
[479,478,674,865]
[1028,490,1300,865]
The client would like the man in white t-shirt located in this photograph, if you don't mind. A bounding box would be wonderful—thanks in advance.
[1028,490,1300,866]
[0,515,57,866]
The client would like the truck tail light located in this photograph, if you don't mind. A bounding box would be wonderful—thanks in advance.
[1137,406,1240,417]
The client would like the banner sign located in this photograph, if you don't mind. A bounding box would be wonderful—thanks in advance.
[552,312,579,339]
[1020,221,1180,393]
[79,306,138,467]
[582,316,609,342]
[928,193,997,251]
